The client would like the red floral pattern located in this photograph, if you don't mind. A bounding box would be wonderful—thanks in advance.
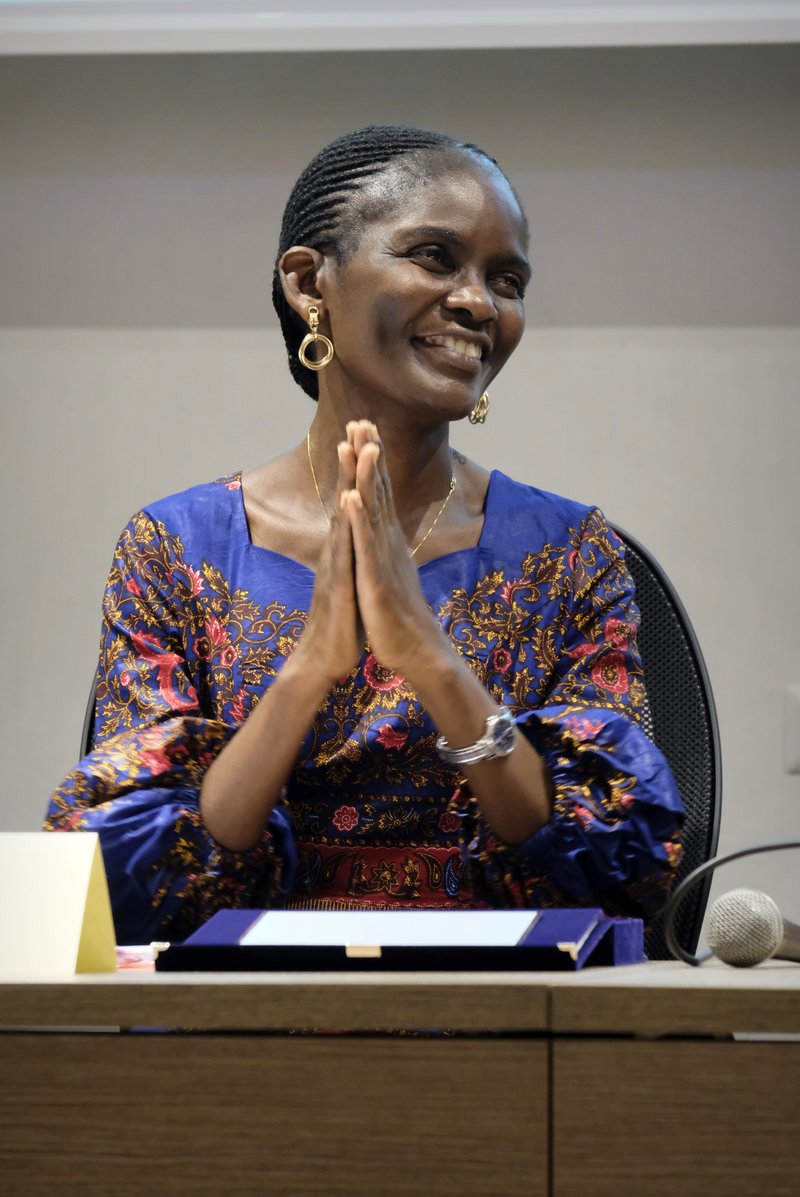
[591,651,629,695]
[332,805,360,833]
[375,723,408,750]
[45,474,683,941]
[491,646,513,673]
[605,616,636,648]
[363,654,404,693]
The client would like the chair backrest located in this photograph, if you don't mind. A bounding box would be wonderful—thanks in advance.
[613,526,722,959]
[80,671,97,759]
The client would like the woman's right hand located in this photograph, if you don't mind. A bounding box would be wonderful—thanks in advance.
[297,439,363,686]
[201,439,364,850]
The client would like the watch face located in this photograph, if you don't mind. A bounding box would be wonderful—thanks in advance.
[492,711,517,756]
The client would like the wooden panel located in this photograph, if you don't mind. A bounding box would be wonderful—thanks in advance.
[553,1039,800,1197]
[4,962,800,1038]
[548,959,800,1037]
[0,972,549,1033]
[1,1032,548,1197]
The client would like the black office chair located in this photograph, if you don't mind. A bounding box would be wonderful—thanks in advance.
[613,526,722,960]
[80,670,99,759]
[79,529,721,960]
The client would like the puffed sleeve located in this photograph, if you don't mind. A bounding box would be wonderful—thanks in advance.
[44,512,296,943]
[456,508,685,921]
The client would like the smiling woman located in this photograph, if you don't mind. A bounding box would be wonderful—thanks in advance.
[44,125,684,944]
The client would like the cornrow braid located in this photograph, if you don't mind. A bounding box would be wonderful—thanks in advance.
[272,124,501,400]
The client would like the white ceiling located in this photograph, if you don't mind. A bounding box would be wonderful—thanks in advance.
[1,1,799,54]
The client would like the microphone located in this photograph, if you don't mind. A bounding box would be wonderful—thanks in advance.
[661,842,800,966]
[706,888,800,967]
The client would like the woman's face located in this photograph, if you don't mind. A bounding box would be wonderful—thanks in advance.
[318,157,530,424]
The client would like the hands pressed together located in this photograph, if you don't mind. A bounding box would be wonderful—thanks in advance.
[305,419,449,689]
[201,420,552,853]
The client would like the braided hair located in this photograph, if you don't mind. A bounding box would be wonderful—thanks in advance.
[272,124,509,400]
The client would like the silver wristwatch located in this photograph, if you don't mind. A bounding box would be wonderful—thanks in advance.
[436,706,518,766]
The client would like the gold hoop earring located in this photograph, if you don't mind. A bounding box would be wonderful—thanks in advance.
[298,305,334,371]
[468,392,489,425]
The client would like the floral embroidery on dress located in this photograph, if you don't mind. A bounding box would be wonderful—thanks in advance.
[45,473,684,941]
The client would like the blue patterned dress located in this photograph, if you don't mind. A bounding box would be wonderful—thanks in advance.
[45,470,684,943]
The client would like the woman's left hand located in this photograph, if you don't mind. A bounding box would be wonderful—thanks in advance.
[341,420,553,845]
[340,421,448,677]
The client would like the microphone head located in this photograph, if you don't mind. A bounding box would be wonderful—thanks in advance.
[706,888,784,966]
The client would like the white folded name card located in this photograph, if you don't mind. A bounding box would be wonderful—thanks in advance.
[0,832,116,979]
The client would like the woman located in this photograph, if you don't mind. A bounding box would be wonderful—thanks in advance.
[45,125,683,943]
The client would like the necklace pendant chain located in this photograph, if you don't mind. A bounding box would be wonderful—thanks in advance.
[306,432,332,527]
[306,432,456,559]
[409,473,456,558]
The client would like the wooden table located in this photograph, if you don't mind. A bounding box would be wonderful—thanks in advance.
[1,961,798,1196]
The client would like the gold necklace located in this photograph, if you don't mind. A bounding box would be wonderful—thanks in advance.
[306,432,456,559]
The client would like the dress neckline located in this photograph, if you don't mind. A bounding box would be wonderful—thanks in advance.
[234,468,500,576]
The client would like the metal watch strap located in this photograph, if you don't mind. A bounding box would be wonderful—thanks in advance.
[436,706,517,766]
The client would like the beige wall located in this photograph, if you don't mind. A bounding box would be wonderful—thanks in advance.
[1,46,799,915]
